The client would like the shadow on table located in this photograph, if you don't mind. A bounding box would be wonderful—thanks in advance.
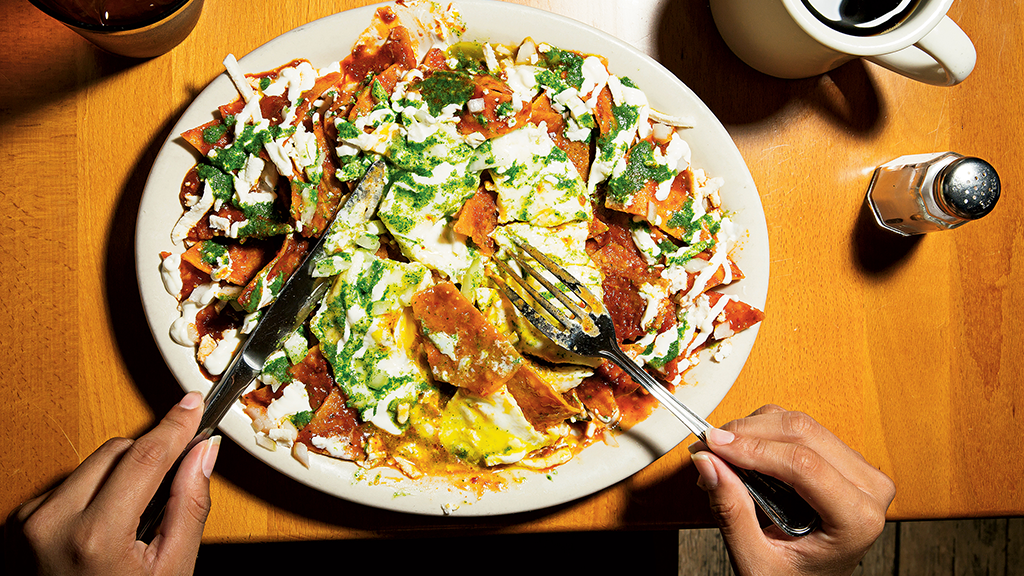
[618,455,719,529]
[193,529,680,575]
[851,201,923,276]
[652,0,885,136]
[0,0,145,130]
[0,521,681,575]
[0,521,679,574]
[104,104,191,433]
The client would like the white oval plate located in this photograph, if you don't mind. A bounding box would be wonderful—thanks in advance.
[135,0,769,517]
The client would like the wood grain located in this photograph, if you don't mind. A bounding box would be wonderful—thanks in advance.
[678,528,733,576]
[857,522,898,576]
[1,0,1022,542]
[676,520,1024,576]
[675,522,902,575]
[898,519,1014,576]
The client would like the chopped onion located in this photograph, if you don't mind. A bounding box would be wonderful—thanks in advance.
[649,108,694,128]
[292,441,310,468]
[255,433,277,452]
[601,429,619,447]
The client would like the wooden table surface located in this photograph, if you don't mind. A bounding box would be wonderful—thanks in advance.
[2,0,1021,542]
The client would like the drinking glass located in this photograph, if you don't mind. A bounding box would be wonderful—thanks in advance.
[28,0,204,59]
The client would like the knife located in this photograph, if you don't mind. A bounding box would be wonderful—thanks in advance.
[137,159,388,541]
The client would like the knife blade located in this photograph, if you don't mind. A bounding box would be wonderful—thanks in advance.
[137,159,388,540]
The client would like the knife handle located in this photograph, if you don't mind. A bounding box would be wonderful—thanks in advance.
[135,427,213,541]
[136,362,255,542]
[136,160,386,541]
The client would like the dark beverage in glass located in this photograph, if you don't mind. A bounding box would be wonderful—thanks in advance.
[29,0,204,58]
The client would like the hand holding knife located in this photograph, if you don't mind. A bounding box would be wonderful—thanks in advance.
[136,159,388,541]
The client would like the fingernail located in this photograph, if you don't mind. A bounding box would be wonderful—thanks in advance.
[707,427,734,446]
[691,452,719,490]
[179,391,203,410]
[202,436,221,479]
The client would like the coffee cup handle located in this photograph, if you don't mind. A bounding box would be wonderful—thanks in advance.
[866,16,976,86]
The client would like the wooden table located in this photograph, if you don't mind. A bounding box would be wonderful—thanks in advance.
[2,0,1021,542]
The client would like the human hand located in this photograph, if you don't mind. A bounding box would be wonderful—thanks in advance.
[689,404,895,576]
[5,391,220,576]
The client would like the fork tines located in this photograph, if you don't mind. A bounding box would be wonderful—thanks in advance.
[490,240,602,340]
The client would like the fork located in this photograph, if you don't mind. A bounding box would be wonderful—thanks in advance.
[490,240,820,537]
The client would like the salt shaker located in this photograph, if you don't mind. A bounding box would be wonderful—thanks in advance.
[866,152,1000,236]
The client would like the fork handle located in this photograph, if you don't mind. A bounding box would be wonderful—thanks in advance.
[600,346,820,537]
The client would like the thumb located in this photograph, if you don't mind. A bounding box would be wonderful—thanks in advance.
[691,450,773,565]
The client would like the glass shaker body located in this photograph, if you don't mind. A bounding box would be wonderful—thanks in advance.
[865,152,965,236]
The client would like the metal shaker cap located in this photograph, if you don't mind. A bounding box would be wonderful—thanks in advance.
[936,157,1000,220]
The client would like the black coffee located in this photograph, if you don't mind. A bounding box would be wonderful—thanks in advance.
[802,0,921,36]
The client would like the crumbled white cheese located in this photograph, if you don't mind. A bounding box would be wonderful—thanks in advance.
[223,54,256,103]
[428,332,459,361]
[483,43,500,73]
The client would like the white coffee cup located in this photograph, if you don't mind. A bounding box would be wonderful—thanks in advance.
[708,0,975,86]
